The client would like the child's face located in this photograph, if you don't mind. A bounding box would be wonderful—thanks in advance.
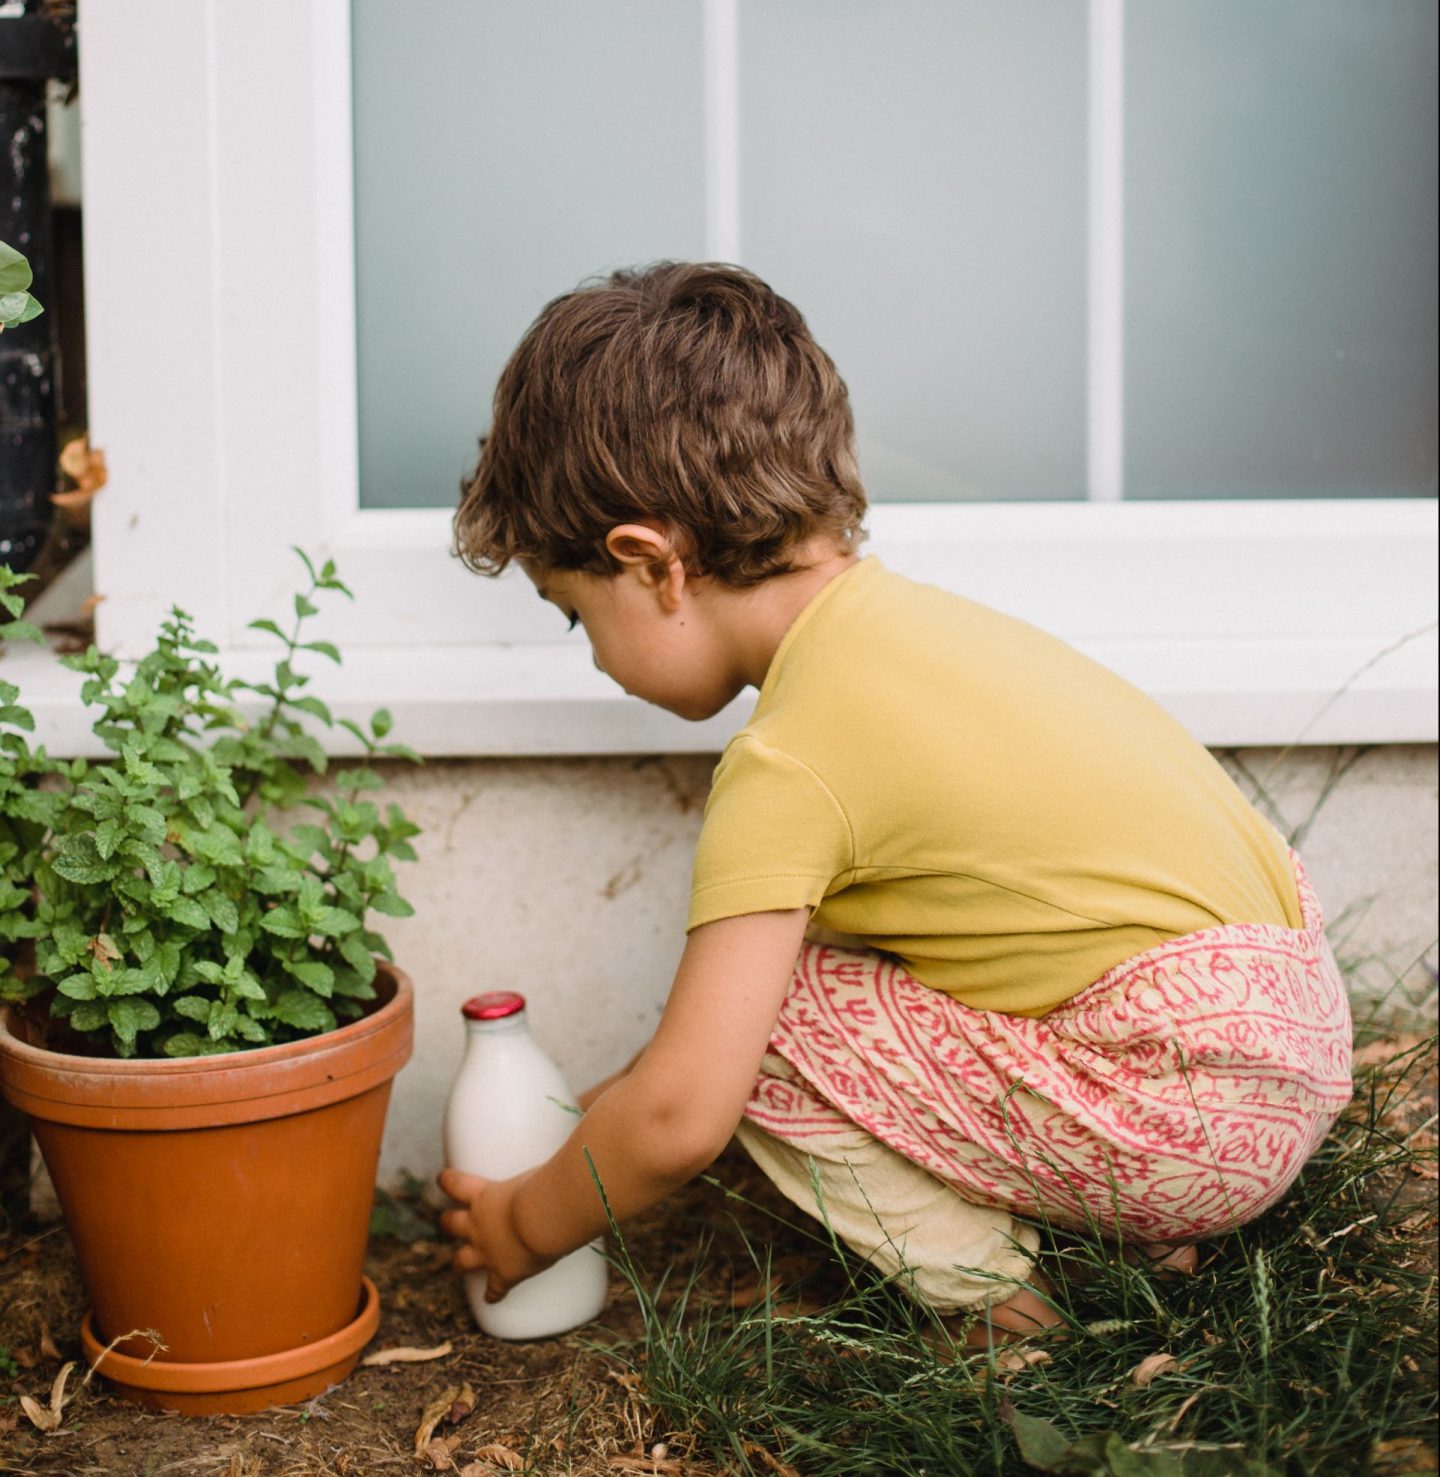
[524,558,745,722]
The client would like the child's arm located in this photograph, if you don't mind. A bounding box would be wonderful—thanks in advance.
[576,1047,645,1111]
[437,906,809,1298]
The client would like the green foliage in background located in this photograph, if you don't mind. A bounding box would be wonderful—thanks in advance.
[0,242,43,331]
[0,550,420,1058]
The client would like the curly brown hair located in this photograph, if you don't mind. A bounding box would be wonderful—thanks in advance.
[453,262,867,587]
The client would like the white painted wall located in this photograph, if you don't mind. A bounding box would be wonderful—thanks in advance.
[371,745,1438,1186]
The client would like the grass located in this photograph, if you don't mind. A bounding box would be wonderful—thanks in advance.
[588,1035,1437,1476]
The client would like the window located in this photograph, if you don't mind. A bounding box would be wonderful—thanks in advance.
[24,0,1432,757]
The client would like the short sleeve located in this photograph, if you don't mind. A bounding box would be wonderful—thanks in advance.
[687,735,854,931]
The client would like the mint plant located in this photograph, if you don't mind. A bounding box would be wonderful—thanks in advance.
[0,550,420,1058]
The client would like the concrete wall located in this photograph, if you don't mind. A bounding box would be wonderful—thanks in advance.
[372,744,1438,1186]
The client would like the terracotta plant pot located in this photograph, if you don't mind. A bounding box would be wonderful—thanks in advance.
[0,962,414,1414]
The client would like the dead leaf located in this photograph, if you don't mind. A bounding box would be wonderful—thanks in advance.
[36,1318,61,1361]
[1372,1437,1440,1474]
[416,1385,475,1456]
[361,1339,453,1367]
[19,1360,77,1433]
[470,1445,525,1471]
[608,1460,683,1475]
[57,438,107,492]
[1131,1351,1179,1387]
[741,1440,802,1477]
[420,1436,459,1471]
[997,1346,1054,1374]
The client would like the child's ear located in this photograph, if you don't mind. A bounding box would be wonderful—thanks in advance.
[605,523,687,611]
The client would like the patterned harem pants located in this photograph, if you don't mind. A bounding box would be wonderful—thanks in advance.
[736,855,1354,1311]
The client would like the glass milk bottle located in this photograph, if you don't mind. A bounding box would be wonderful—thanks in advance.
[443,991,608,1339]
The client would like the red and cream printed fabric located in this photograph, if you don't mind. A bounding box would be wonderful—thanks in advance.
[743,855,1353,1245]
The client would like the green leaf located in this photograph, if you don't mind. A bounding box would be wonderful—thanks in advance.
[284,959,335,997]
[234,1015,270,1043]
[247,619,287,642]
[294,593,319,620]
[368,891,414,919]
[201,891,239,933]
[162,1031,210,1058]
[0,618,43,645]
[108,998,161,1046]
[230,969,266,1002]
[189,826,245,867]
[0,290,42,329]
[250,864,300,896]
[173,996,212,1023]
[301,640,341,665]
[56,973,98,1001]
[259,904,307,940]
[273,989,335,1034]
[0,241,33,293]
[370,708,393,740]
[166,896,211,931]
[244,821,277,865]
[51,834,118,885]
[94,818,124,860]
[288,695,332,725]
[312,905,360,939]
[338,932,377,983]
[68,1001,111,1032]
[207,1000,239,1040]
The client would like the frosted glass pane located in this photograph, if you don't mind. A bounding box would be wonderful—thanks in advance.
[1126,1,1439,500]
[352,1,706,508]
[739,1,1088,502]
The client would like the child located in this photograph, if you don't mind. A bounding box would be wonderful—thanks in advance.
[438,262,1353,1341]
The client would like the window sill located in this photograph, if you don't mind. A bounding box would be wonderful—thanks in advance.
[13,625,1436,760]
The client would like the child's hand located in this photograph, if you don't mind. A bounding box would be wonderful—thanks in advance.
[436,1168,556,1302]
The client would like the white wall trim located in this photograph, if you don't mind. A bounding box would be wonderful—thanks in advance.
[64,0,1438,760]
[1087,0,1125,503]
[702,0,741,264]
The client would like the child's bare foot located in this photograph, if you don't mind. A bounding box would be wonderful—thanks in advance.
[922,1268,1066,1356]
[1126,1240,1200,1276]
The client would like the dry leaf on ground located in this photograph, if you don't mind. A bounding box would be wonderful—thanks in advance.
[742,1439,803,1477]
[19,1359,77,1433]
[361,1339,453,1366]
[1372,1437,1440,1474]
[1131,1351,1180,1387]
[421,1435,461,1471]
[415,1383,476,1455]
[469,1443,525,1471]
[997,1347,1053,1374]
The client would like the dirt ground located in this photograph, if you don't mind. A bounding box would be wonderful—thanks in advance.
[1,1036,1435,1477]
[0,1141,837,1477]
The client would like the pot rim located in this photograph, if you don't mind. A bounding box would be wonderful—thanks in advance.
[0,962,414,1129]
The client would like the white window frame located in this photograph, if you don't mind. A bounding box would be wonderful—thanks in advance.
[18,0,1436,757]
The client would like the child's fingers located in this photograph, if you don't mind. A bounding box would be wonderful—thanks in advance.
[436,1167,487,1203]
[437,1207,472,1242]
[452,1243,486,1274]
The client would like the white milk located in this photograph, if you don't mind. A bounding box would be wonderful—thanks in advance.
[442,991,609,1340]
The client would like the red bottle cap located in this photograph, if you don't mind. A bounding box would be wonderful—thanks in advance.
[461,991,526,1022]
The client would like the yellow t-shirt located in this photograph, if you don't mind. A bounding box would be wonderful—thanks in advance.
[687,557,1302,1017]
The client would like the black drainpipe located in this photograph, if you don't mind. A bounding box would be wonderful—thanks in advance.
[0,0,76,573]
